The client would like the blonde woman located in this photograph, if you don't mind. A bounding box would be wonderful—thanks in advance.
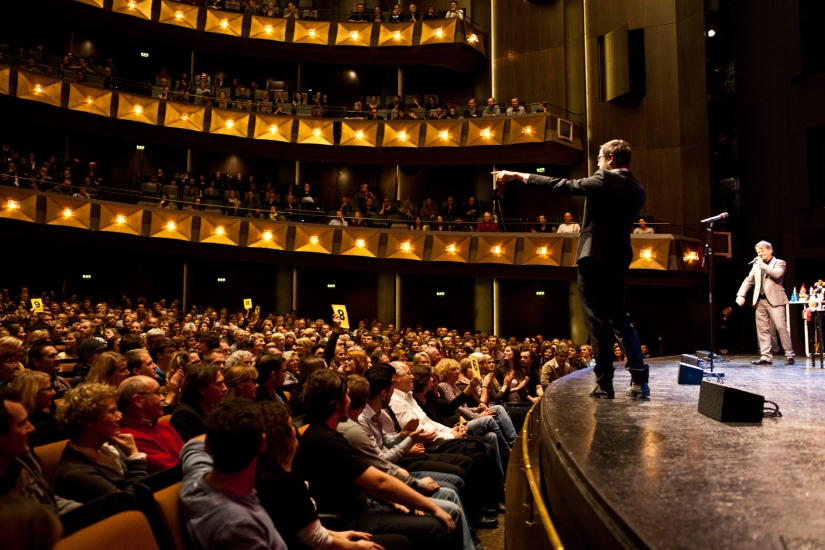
[58,331,81,360]
[0,336,23,384]
[84,351,128,387]
[10,370,58,431]
[224,364,259,400]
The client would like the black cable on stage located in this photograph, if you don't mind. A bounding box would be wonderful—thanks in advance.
[763,400,782,418]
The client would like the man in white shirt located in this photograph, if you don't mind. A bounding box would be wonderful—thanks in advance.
[633,218,654,234]
[328,210,348,226]
[506,98,525,116]
[445,1,464,19]
[556,212,581,234]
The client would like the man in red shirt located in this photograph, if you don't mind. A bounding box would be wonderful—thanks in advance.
[118,375,184,473]
[476,211,500,232]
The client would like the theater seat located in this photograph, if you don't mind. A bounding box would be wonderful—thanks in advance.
[158,414,172,424]
[34,439,69,485]
[154,482,186,550]
[298,424,310,436]
[55,510,160,550]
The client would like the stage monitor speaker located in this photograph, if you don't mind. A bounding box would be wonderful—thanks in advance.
[678,363,703,385]
[681,354,700,366]
[698,382,764,423]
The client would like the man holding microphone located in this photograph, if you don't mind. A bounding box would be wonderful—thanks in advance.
[735,241,795,365]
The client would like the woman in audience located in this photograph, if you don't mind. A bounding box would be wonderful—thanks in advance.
[367,95,379,110]
[170,362,226,442]
[342,349,369,375]
[293,92,306,108]
[288,356,327,416]
[347,101,365,119]
[283,193,300,220]
[48,323,66,347]
[493,346,531,408]
[190,197,205,212]
[282,350,299,391]
[225,350,254,369]
[158,193,171,209]
[10,370,58,432]
[84,351,128,387]
[433,215,448,231]
[0,336,24,385]
[223,364,259,400]
[53,383,148,503]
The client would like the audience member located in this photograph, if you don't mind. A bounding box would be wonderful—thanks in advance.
[506,98,525,116]
[475,212,499,232]
[556,212,580,234]
[633,218,655,234]
[170,362,226,442]
[482,98,500,117]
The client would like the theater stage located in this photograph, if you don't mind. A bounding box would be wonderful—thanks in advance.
[537,356,825,550]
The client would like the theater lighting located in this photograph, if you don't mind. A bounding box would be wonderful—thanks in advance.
[355,130,364,140]
[438,130,449,140]
[398,131,408,141]
[269,124,278,135]
[33,84,44,94]
[640,248,653,260]
[445,244,457,253]
[393,31,401,40]
[480,128,492,139]
[309,235,319,245]
[313,128,322,137]
[264,24,273,34]
[308,28,317,37]
[490,245,502,254]
[536,291,545,296]
[225,119,235,128]
[175,10,183,19]
[165,221,177,231]
[683,250,699,262]
[262,230,273,241]
[128,0,136,8]
[62,208,74,219]
[220,18,228,28]
[133,105,143,115]
[355,238,366,248]
[86,96,94,105]
[522,126,533,134]
[435,28,443,37]
[181,113,189,121]
[350,31,359,39]
[6,200,20,211]
[136,145,145,150]
[707,29,716,37]
[215,225,226,236]
[217,277,226,282]
[400,241,412,252]
[115,215,127,225]
[468,34,479,43]
[537,246,548,255]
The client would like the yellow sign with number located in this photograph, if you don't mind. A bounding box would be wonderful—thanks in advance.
[243,298,253,309]
[469,356,482,380]
[31,299,44,313]
[254,305,260,317]
[331,304,350,329]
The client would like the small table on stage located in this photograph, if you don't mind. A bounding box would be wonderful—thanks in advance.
[790,301,825,367]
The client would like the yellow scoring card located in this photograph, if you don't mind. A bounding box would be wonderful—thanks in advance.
[331,304,350,329]
[31,298,44,313]
[469,355,482,379]
[243,298,253,309]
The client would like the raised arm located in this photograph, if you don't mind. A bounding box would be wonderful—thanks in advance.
[493,170,604,196]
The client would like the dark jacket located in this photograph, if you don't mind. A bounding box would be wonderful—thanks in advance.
[53,443,147,504]
[169,401,207,442]
[527,169,646,268]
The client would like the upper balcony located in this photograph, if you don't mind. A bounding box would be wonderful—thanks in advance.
[35,0,487,72]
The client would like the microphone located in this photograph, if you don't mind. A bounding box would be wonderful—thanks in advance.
[701,212,728,223]
[748,257,760,265]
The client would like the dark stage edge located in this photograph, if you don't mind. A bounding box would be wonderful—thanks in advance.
[538,355,825,550]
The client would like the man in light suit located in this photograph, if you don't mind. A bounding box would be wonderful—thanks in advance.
[494,139,649,399]
[736,240,795,365]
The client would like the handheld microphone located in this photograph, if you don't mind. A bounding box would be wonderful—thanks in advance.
[748,257,760,265]
[701,212,729,223]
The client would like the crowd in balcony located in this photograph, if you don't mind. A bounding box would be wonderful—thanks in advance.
[0,282,645,549]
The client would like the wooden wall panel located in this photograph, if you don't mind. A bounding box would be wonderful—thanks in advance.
[676,11,710,146]
[646,147,683,226]
[493,0,564,60]
[494,48,566,110]
[643,0,677,27]
[643,24,681,149]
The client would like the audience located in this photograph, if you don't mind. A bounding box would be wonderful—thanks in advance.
[170,362,227,442]
[556,212,581,234]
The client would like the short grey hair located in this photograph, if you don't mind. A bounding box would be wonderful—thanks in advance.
[391,361,408,375]
[117,375,155,411]
[225,350,253,369]
[755,240,772,251]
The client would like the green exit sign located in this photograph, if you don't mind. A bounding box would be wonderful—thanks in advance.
[536,167,545,173]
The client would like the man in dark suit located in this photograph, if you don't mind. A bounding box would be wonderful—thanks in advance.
[494,139,649,399]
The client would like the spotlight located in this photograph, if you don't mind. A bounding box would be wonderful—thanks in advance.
[165,221,177,231]
[309,235,319,245]
[262,230,273,241]
[393,31,401,40]
[86,96,94,105]
[215,225,226,236]
[480,128,492,139]
[62,208,74,219]
[490,245,501,254]
[438,130,449,140]
[220,18,228,28]
[225,119,234,128]
[313,128,322,137]
[33,84,44,94]
[435,28,443,37]
[181,113,189,121]
[400,241,412,252]
[308,28,317,37]
[537,246,548,255]
[269,124,278,134]
[133,105,143,115]
[115,214,127,225]
[265,24,273,34]
[355,239,366,248]
[445,244,456,253]
[683,250,699,262]
[397,131,408,141]
[350,31,359,39]
[175,10,183,19]
[522,126,533,134]
[707,29,716,37]
[355,130,364,140]
[6,200,20,211]
[640,249,653,260]
[128,0,136,8]
[467,34,478,43]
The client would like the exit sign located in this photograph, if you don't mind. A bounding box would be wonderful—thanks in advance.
[536,167,545,173]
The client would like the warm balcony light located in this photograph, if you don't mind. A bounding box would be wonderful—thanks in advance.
[264,24,273,34]
[400,241,412,252]
[435,28,443,37]
[262,230,273,241]
[215,225,226,236]
[438,130,449,140]
[445,244,456,253]
[350,31,359,40]
[33,84,44,94]
[175,10,183,19]
[490,245,502,254]
[640,248,653,260]
[181,113,189,121]
[6,200,20,211]
[393,31,401,40]
[269,124,278,135]
[62,208,74,219]
[128,0,136,8]
[220,18,229,28]
[480,128,492,139]
[355,239,366,248]
[225,119,235,128]
[522,126,533,134]
[355,130,364,139]
[467,34,479,43]
[397,131,408,141]
[133,105,143,115]
[537,246,548,255]
[115,215,127,225]
[313,128,322,137]
[165,221,177,231]
[683,250,699,262]
[86,96,94,105]
[308,28,317,37]
[309,235,319,245]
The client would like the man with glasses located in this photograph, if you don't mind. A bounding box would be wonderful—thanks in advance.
[118,375,184,473]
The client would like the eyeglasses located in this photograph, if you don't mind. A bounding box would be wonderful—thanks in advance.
[137,390,162,396]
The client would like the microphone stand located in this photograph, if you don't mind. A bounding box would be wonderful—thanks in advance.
[700,221,727,377]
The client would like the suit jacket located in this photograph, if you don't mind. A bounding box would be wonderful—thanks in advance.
[527,169,646,268]
[53,444,147,504]
[169,401,207,442]
[737,257,789,307]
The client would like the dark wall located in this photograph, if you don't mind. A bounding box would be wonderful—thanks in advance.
[295,267,378,324]
[497,278,569,341]
[184,258,279,315]
[399,274,475,332]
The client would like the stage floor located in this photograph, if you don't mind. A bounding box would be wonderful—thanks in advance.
[540,355,825,550]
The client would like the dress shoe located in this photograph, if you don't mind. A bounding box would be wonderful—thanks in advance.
[751,359,772,365]
[482,502,506,515]
[625,382,650,398]
[473,516,499,529]
[786,357,795,365]
[590,384,615,399]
